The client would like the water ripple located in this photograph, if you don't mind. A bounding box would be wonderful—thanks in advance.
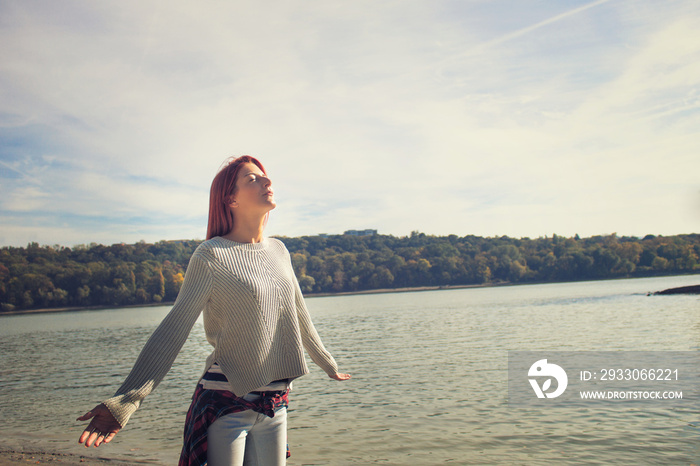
[0,276,699,464]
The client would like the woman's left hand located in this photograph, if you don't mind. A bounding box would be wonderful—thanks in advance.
[329,372,351,381]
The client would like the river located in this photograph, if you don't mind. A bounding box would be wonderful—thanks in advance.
[0,275,698,465]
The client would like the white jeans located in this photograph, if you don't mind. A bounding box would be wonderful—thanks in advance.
[206,393,287,466]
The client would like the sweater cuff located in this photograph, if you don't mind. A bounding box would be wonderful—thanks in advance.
[102,395,141,428]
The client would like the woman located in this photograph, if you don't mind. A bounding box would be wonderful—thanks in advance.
[77,156,351,465]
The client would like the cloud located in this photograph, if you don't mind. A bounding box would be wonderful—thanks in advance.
[0,1,699,246]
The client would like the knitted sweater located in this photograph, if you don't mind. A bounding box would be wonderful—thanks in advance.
[102,237,339,427]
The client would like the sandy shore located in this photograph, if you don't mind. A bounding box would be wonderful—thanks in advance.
[0,449,158,465]
[0,450,117,465]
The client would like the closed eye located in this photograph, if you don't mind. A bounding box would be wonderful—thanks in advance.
[243,171,270,184]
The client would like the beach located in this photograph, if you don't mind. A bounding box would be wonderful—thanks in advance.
[0,440,158,465]
[0,449,132,465]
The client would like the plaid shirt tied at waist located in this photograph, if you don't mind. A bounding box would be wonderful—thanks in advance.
[179,384,290,466]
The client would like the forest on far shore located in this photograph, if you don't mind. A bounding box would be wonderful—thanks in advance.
[1,232,699,313]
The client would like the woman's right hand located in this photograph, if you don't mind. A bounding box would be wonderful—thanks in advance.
[77,404,121,447]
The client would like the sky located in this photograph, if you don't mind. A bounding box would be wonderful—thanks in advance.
[1,0,699,247]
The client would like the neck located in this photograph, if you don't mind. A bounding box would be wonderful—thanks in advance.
[223,213,267,244]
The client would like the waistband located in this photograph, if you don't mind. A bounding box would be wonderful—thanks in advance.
[200,363,292,393]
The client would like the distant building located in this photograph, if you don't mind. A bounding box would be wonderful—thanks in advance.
[343,229,377,237]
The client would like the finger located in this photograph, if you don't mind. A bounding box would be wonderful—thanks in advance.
[103,431,117,444]
[78,429,91,444]
[85,430,99,448]
[76,410,94,422]
[94,432,107,447]
[84,431,95,447]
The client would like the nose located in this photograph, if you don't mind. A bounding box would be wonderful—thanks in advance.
[262,175,272,187]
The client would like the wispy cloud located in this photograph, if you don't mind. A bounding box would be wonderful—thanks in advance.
[0,159,33,180]
[450,0,613,57]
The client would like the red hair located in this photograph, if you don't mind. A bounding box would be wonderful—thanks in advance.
[206,155,267,240]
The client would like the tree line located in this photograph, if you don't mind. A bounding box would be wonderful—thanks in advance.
[1,232,698,312]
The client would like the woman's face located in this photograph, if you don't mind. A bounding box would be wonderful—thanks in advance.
[231,162,276,214]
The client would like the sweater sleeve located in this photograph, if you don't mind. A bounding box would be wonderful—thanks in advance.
[292,272,339,376]
[102,251,213,427]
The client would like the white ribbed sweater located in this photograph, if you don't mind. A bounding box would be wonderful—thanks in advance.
[103,237,339,427]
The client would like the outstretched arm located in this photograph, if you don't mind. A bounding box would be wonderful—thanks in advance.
[76,251,213,443]
[290,265,351,381]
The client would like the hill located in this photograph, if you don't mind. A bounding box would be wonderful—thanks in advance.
[1,232,698,312]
